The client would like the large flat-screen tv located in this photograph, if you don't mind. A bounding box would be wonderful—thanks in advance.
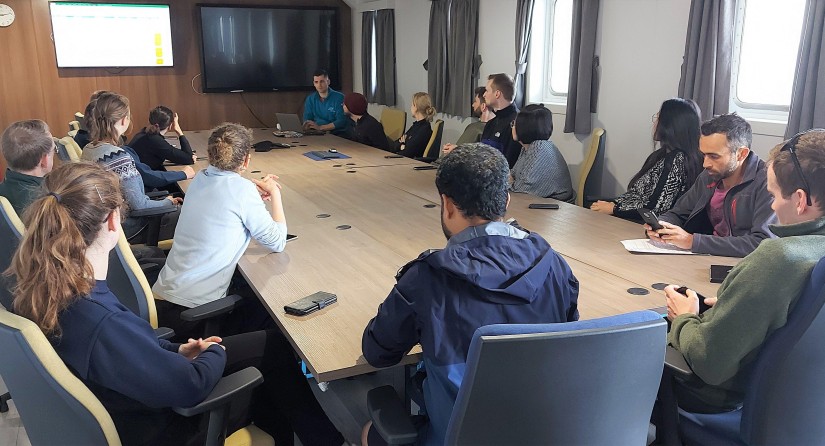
[49,2,174,68]
[198,5,340,93]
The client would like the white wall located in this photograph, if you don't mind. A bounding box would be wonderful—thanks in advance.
[348,0,787,196]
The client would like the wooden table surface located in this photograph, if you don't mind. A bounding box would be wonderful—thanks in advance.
[168,130,739,381]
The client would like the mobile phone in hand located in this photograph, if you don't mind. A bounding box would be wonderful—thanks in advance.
[675,286,711,314]
[638,208,664,231]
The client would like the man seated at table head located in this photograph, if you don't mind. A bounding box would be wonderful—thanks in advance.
[361,143,580,445]
[646,113,776,257]
[664,129,825,413]
[440,87,497,158]
[343,92,390,151]
[302,69,349,136]
[0,119,55,216]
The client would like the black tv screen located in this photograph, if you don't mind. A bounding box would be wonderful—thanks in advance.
[198,5,340,93]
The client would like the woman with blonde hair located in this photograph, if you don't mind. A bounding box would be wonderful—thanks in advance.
[391,92,435,158]
[8,161,344,445]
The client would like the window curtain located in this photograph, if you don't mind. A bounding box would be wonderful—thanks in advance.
[677,0,736,121]
[785,0,825,137]
[563,0,600,134]
[361,11,376,101]
[427,0,450,112]
[444,0,480,117]
[514,0,536,109]
[373,10,397,106]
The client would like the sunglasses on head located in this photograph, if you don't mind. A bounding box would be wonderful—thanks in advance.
[779,130,821,207]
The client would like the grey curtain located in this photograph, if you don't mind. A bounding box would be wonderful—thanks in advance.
[373,10,397,106]
[785,0,825,137]
[677,0,735,121]
[444,0,480,116]
[514,0,536,109]
[362,11,376,102]
[427,0,450,112]
[564,0,600,134]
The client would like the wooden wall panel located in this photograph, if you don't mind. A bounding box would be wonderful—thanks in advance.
[0,0,353,139]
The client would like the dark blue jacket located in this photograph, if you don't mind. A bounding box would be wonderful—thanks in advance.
[122,145,187,189]
[53,281,225,445]
[363,224,579,445]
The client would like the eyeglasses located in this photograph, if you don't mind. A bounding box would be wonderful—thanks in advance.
[779,131,813,207]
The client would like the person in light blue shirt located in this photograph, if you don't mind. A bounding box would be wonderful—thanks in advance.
[303,69,349,136]
[153,122,287,336]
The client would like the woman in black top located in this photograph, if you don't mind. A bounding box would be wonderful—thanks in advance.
[390,92,435,158]
[129,105,196,170]
[590,98,703,222]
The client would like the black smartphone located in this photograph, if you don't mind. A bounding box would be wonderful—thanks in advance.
[710,264,733,283]
[286,234,297,242]
[284,291,337,316]
[528,203,559,210]
[384,155,404,159]
[413,165,437,170]
[676,286,711,314]
[638,208,664,231]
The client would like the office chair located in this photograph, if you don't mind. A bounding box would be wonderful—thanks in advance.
[416,119,444,163]
[68,120,80,138]
[381,108,407,143]
[661,257,825,445]
[368,310,666,445]
[576,127,605,207]
[57,135,82,162]
[0,196,24,413]
[0,308,274,446]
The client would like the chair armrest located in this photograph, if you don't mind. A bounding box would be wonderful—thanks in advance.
[130,204,177,218]
[146,190,169,199]
[180,294,245,322]
[154,327,175,340]
[173,367,263,417]
[664,346,694,377]
[367,385,418,445]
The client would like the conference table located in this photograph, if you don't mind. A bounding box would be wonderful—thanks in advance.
[168,129,739,382]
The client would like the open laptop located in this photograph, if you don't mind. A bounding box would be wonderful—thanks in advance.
[275,113,304,132]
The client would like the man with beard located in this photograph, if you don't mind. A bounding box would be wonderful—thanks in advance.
[442,87,497,156]
[360,143,579,446]
[646,113,776,257]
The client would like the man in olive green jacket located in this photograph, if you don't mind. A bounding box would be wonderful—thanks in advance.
[665,129,825,412]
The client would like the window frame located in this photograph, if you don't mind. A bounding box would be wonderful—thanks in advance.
[527,0,572,105]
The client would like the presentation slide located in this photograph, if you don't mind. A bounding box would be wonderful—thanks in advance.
[50,3,173,67]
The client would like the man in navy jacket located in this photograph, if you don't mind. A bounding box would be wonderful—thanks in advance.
[361,143,580,445]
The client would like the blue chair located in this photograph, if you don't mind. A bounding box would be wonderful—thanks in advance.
[0,196,23,413]
[368,310,667,445]
[668,257,825,445]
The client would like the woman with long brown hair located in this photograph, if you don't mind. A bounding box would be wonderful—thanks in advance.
[8,162,344,445]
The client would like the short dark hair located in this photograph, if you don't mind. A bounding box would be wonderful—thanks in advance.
[701,113,752,152]
[769,129,825,205]
[436,143,509,220]
[474,86,486,104]
[313,69,329,78]
[514,104,553,144]
[488,73,515,102]
[1,120,53,171]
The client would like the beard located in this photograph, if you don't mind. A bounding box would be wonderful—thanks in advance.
[471,106,482,119]
[707,157,739,182]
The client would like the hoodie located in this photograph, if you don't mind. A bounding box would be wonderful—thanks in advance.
[362,222,579,445]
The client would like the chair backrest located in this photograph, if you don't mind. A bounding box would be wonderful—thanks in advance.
[422,119,444,159]
[0,196,24,310]
[0,308,121,445]
[58,136,82,162]
[445,310,666,446]
[740,257,825,445]
[107,233,160,328]
[380,108,407,142]
[576,127,605,207]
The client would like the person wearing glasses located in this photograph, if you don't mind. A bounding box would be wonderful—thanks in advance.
[645,113,776,257]
[663,129,825,413]
[0,120,56,215]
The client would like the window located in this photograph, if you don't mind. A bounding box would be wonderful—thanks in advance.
[731,0,805,118]
[527,0,573,104]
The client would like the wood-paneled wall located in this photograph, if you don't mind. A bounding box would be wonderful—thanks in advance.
[0,0,352,140]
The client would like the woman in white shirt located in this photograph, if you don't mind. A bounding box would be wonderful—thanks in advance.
[153,122,287,337]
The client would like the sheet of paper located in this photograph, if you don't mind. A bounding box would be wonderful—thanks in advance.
[620,239,698,255]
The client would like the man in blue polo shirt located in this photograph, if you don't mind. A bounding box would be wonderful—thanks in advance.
[303,69,349,136]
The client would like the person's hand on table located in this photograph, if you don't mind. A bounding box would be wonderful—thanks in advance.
[252,174,282,201]
[654,221,694,250]
[303,120,318,131]
[178,336,224,360]
[191,154,198,163]
[664,285,700,321]
[182,166,195,179]
[590,200,615,214]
